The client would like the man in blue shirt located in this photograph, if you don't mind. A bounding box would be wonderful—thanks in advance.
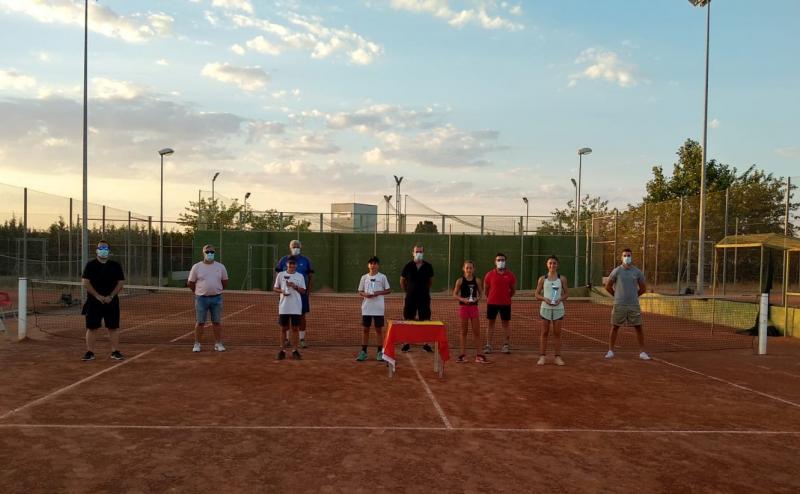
[275,239,314,348]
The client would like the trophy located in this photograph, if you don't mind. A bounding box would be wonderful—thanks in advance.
[467,286,475,303]
[369,279,376,295]
[550,280,560,305]
[283,275,292,295]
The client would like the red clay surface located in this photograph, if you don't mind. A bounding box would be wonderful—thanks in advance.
[1,335,800,493]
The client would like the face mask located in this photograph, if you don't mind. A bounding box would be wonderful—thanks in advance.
[622,256,632,265]
[96,248,109,259]
[496,260,506,269]
[205,252,215,261]
[414,253,424,262]
[291,247,301,256]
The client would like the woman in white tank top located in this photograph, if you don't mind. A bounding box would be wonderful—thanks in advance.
[534,255,570,366]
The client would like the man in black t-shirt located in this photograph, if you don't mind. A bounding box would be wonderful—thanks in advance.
[400,243,434,353]
[81,240,125,362]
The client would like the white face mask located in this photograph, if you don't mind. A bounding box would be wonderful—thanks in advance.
[205,252,215,261]
[414,252,424,262]
[496,260,506,270]
[622,255,632,265]
[291,247,301,256]
[96,248,109,259]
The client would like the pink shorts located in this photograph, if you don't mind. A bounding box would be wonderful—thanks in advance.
[459,305,479,320]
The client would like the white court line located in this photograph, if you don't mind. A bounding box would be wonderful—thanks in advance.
[654,357,800,410]
[406,353,452,430]
[0,304,256,422]
[0,423,799,435]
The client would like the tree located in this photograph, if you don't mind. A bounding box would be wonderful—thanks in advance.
[644,138,737,202]
[414,220,438,234]
[538,195,611,235]
[178,198,243,232]
[248,208,311,232]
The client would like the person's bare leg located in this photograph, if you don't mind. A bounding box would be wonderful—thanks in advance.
[502,320,511,345]
[608,326,620,351]
[212,323,222,344]
[291,326,300,351]
[553,320,562,356]
[108,329,119,353]
[635,325,646,352]
[486,319,496,347]
[460,319,468,356]
[362,328,370,347]
[471,318,482,356]
[194,323,203,344]
[539,321,550,356]
[279,325,288,347]
[85,330,96,352]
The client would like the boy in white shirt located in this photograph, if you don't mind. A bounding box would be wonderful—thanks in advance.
[357,256,391,361]
[272,256,307,360]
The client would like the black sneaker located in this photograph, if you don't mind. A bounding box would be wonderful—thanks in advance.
[292,350,302,360]
[82,351,95,361]
[110,350,125,361]
[422,344,434,353]
[401,343,411,353]
[276,350,286,360]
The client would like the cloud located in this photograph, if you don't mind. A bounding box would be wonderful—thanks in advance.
[230,43,246,55]
[211,0,253,13]
[326,104,440,132]
[266,134,341,155]
[36,51,51,62]
[568,48,641,88]
[775,146,800,158]
[0,0,173,43]
[387,0,523,31]
[709,118,720,129]
[246,121,286,142]
[156,59,169,66]
[0,68,37,91]
[228,12,382,65]
[92,78,146,100]
[201,62,270,91]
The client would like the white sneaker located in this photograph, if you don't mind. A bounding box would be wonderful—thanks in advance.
[214,342,226,352]
[192,342,202,353]
[554,356,565,366]
[501,343,510,354]
[537,356,546,366]
[483,344,493,354]
[639,351,651,361]
[604,350,615,359]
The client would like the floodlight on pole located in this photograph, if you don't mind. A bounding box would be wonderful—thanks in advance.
[689,0,711,294]
[157,147,174,287]
[575,147,592,285]
[80,0,90,298]
[242,192,251,229]
[393,175,403,233]
[522,197,529,234]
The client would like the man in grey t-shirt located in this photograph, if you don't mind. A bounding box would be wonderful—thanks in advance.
[603,248,650,360]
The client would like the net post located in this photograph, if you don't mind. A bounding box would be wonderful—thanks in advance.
[17,277,27,341]
[758,293,768,355]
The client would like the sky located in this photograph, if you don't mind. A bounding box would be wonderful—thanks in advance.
[0,0,798,221]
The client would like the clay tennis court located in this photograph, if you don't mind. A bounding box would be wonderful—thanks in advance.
[2,293,800,493]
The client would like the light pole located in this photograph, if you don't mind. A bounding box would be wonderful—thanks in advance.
[576,148,592,285]
[383,194,392,234]
[243,191,251,229]
[81,0,89,292]
[393,175,403,233]
[211,172,220,202]
[157,148,174,287]
[522,197,529,234]
[690,0,711,294]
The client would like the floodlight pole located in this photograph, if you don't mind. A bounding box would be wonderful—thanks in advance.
[692,0,712,295]
[383,195,392,234]
[81,0,89,288]
[575,148,592,285]
[158,148,174,287]
[393,175,403,233]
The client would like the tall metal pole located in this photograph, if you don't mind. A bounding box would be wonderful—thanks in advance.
[696,0,712,295]
[81,0,89,288]
[393,176,403,234]
[158,153,164,287]
[383,195,392,234]
[575,153,582,283]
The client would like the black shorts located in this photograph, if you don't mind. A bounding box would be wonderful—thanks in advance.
[403,296,431,321]
[83,299,120,330]
[278,314,302,327]
[486,304,511,321]
[362,315,385,329]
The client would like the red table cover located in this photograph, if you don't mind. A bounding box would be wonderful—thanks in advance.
[382,320,450,372]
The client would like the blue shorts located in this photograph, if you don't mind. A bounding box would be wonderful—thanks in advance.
[195,294,222,324]
[301,293,310,314]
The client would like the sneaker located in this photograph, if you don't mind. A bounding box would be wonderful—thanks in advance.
[422,344,434,353]
[214,342,226,352]
[300,339,307,349]
[483,344,493,354]
[501,343,510,354]
[82,351,95,361]
[276,350,286,360]
[356,350,368,362]
[376,350,383,362]
[292,350,302,360]
[639,351,652,361]
[604,350,615,359]
[456,354,467,363]
[475,354,490,364]
[537,355,546,366]
[401,343,411,353]
[110,350,125,361]
[192,343,202,353]
[554,356,565,366]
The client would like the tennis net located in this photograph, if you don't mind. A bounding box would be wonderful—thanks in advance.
[27,279,757,352]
